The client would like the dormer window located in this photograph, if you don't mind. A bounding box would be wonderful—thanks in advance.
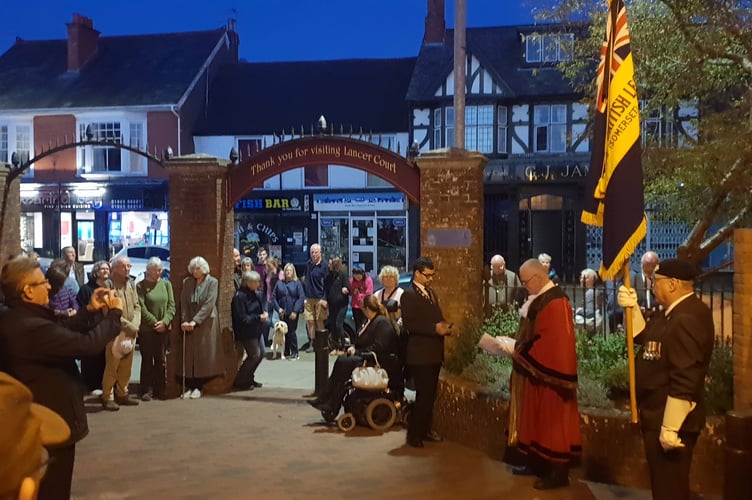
[525,33,574,63]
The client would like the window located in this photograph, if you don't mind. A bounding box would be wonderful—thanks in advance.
[304,165,328,187]
[497,106,508,153]
[129,123,145,174]
[526,33,574,63]
[0,126,7,163]
[464,105,494,153]
[433,109,442,148]
[640,103,674,148]
[534,104,567,153]
[16,125,30,165]
[445,107,455,148]
[79,120,145,175]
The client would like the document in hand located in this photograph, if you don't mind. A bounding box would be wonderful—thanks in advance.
[477,333,510,357]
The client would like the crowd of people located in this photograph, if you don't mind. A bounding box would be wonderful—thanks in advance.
[0,243,714,499]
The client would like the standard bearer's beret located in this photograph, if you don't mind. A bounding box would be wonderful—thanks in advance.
[655,258,698,281]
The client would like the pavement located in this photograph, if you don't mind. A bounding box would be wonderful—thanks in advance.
[69,324,655,500]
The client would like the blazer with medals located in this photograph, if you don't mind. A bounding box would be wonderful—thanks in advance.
[635,294,714,433]
[401,284,445,365]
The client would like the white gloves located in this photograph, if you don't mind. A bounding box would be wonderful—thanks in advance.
[617,286,638,308]
[497,336,516,356]
[659,396,697,451]
[617,286,646,336]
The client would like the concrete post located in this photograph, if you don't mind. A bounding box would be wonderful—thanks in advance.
[415,148,487,367]
[163,154,237,396]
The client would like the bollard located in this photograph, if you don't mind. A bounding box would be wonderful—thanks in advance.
[724,409,752,500]
[313,328,330,397]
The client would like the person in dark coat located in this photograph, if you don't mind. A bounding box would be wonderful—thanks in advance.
[309,294,399,414]
[618,258,714,500]
[232,270,268,390]
[271,263,306,360]
[324,256,350,352]
[401,257,455,448]
[76,259,111,393]
[0,255,123,500]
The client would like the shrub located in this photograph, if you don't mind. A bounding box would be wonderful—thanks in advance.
[577,376,612,409]
[461,353,512,398]
[704,344,733,416]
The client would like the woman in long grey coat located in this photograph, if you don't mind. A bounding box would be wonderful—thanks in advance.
[179,256,224,399]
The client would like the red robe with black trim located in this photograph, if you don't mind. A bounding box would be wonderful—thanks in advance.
[511,285,582,464]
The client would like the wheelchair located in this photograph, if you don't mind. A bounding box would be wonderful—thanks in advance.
[319,352,411,433]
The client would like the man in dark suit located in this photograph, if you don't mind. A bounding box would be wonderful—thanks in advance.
[0,255,123,499]
[632,250,659,312]
[619,258,714,500]
[401,257,454,448]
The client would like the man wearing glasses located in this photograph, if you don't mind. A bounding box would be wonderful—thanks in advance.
[494,258,581,490]
[0,255,123,499]
[618,258,714,500]
[401,257,454,448]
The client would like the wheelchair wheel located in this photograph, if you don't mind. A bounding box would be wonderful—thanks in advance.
[321,409,338,423]
[365,398,397,432]
[337,412,356,432]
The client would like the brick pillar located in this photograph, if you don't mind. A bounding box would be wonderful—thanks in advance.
[164,154,237,396]
[0,167,21,269]
[415,149,487,367]
[733,229,752,409]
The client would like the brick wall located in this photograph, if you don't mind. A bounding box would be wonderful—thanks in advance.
[415,149,487,360]
[733,229,752,410]
[32,115,77,181]
[434,374,725,496]
[164,154,239,395]
[0,169,21,266]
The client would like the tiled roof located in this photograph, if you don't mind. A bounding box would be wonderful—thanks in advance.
[407,25,578,102]
[194,57,417,135]
[0,28,227,110]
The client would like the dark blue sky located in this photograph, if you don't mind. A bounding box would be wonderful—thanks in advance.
[2,0,540,62]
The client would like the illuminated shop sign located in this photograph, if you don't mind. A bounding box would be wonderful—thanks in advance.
[313,193,406,212]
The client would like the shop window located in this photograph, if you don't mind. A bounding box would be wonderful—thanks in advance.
[0,125,8,163]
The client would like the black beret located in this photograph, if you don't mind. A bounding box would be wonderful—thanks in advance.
[655,259,697,281]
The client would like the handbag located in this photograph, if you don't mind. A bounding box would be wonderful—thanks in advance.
[351,352,389,390]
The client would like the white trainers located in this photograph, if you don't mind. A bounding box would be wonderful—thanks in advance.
[190,388,202,399]
[181,390,192,399]
[91,389,103,397]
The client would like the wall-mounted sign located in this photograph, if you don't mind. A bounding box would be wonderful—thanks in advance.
[485,162,589,183]
[313,192,406,212]
[235,195,308,212]
[229,136,420,207]
[425,229,472,248]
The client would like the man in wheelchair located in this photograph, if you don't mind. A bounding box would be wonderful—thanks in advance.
[308,294,402,417]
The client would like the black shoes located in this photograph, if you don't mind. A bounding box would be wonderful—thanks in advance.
[251,381,263,388]
[532,464,569,490]
[300,342,311,351]
[424,431,443,443]
[512,465,536,476]
[406,437,424,448]
[115,395,139,406]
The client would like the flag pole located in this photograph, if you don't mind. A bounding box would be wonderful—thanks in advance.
[621,263,638,423]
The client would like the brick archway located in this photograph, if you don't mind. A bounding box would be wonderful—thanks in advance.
[229,136,420,207]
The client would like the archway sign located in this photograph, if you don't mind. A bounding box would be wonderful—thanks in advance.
[229,136,420,207]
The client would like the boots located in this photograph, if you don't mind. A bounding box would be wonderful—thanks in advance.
[533,462,569,490]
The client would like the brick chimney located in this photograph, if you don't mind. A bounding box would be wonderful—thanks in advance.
[423,0,445,44]
[66,14,99,71]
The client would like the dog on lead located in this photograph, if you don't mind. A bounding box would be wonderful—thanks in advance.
[271,320,288,360]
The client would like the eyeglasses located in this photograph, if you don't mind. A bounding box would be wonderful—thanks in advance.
[520,275,538,287]
[25,280,49,289]
[419,270,435,279]
[650,276,671,290]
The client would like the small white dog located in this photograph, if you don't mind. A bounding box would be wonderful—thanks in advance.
[271,320,288,360]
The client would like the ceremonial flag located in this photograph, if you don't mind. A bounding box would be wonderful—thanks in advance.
[581,0,646,280]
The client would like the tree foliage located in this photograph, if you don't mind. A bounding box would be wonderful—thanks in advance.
[537,0,752,265]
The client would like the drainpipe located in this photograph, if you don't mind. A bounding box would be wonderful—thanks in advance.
[170,105,181,156]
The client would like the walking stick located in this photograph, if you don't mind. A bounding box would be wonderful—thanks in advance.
[181,329,187,399]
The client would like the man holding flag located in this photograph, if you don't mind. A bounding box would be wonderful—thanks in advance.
[583,2,714,499]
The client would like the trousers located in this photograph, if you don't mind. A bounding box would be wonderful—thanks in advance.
[407,363,441,442]
[102,339,135,399]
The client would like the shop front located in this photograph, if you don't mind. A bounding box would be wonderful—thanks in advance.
[233,190,413,278]
[19,180,168,263]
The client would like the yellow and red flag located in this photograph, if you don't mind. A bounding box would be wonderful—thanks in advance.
[581,0,646,280]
